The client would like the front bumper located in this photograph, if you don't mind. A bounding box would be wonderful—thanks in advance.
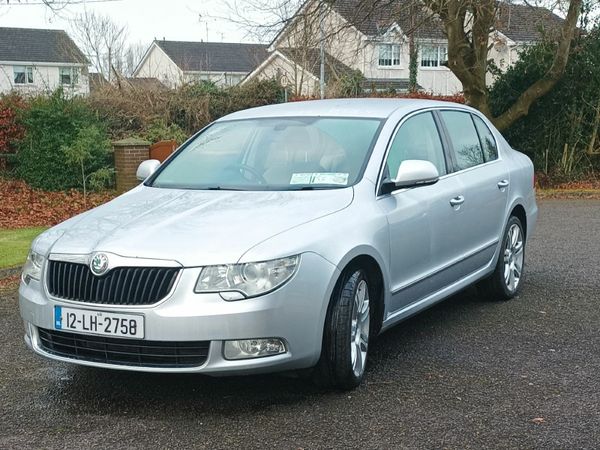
[19,252,339,375]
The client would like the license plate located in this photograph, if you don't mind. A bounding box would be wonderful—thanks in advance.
[54,306,144,339]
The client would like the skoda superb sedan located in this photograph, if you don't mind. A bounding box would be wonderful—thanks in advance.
[19,99,537,389]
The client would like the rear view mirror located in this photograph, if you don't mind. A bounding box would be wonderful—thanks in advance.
[382,160,439,194]
[136,159,161,181]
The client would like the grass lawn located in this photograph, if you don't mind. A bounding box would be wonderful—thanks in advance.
[0,227,47,270]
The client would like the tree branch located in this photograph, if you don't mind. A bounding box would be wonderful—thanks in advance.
[491,0,583,130]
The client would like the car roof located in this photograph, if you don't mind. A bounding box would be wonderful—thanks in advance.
[217,98,468,121]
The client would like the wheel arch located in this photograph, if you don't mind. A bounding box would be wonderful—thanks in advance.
[331,248,388,337]
[510,203,527,240]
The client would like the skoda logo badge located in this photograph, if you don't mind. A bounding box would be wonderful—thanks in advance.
[90,253,109,276]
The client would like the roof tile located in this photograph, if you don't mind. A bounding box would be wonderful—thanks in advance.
[327,0,564,42]
[155,41,268,73]
[0,27,87,64]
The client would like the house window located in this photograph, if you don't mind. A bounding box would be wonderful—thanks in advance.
[60,67,79,85]
[420,44,448,68]
[14,66,34,84]
[378,44,401,67]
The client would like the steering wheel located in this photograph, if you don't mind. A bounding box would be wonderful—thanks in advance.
[225,163,268,185]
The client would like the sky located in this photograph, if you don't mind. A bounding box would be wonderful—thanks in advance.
[0,0,258,48]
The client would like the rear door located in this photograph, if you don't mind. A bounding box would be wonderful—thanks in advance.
[437,110,510,277]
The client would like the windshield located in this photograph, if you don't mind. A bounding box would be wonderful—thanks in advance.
[150,117,383,191]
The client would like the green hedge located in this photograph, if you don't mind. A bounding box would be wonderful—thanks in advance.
[490,27,600,179]
[16,91,112,190]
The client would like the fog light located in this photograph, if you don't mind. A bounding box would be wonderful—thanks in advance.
[223,338,286,360]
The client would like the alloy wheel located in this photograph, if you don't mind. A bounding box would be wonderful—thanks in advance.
[350,278,370,377]
[503,223,524,292]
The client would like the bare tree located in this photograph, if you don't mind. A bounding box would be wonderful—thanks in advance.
[1,0,122,11]
[218,0,304,42]
[123,41,147,77]
[70,10,128,82]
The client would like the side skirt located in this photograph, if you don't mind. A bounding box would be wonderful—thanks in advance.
[380,243,499,333]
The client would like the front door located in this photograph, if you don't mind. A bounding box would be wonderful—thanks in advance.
[377,111,464,314]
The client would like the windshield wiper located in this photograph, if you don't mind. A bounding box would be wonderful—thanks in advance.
[287,185,343,191]
[204,186,247,191]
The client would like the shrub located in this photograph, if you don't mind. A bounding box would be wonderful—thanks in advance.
[61,124,113,200]
[328,70,365,97]
[489,27,600,179]
[89,79,285,139]
[0,94,26,168]
[16,90,110,190]
[141,119,188,144]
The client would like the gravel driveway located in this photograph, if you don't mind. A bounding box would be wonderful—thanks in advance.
[1,199,599,449]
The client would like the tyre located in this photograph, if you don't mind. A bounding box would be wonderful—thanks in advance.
[313,267,371,390]
[478,215,525,301]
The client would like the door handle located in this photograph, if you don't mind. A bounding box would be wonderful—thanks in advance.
[497,179,510,189]
[449,195,465,207]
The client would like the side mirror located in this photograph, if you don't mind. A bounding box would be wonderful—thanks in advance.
[381,160,440,194]
[136,159,161,181]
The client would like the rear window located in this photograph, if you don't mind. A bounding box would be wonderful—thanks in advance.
[472,115,498,162]
[441,110,485,171]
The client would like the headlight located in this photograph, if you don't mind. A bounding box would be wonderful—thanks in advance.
[22,250,44,283]
[194,255,299,300]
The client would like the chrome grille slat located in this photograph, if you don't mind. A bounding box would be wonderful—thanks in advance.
[47,261,179,306]
[124,268,137,304]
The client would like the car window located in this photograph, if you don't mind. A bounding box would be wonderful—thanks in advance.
[385,112,446,180]
[441,110,485,171]
[472,115,498,162]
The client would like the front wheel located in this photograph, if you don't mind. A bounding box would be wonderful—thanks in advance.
[478,215,525,301]
[313,268,371,390]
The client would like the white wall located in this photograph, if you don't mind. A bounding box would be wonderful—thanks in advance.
[246,53,319,96]
[134,44,183,88]
[183,71,248,87]
[0,62,89,96]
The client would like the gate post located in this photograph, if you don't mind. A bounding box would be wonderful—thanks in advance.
[112,137,151,193]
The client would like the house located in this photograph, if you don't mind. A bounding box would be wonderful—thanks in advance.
[133,40,268,88]
[0,27,89,96]
[243,0,565,96]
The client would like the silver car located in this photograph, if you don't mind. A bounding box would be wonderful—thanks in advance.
[19,99,537,389]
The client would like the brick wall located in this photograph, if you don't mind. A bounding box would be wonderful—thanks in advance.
[113,138,150,192]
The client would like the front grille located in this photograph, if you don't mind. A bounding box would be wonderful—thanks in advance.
[47,260,179,306]
[38,328,210,368]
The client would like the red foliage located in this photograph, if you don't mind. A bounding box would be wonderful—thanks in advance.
[0,273,20,291]
[0,95,26,156]
[0,179,116,228]
[552,180,600,190]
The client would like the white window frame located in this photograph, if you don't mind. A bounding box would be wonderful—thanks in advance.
[13,66,34,85]
[59,67,79,86]
[420,44,448,69]
[378,43,401,68]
